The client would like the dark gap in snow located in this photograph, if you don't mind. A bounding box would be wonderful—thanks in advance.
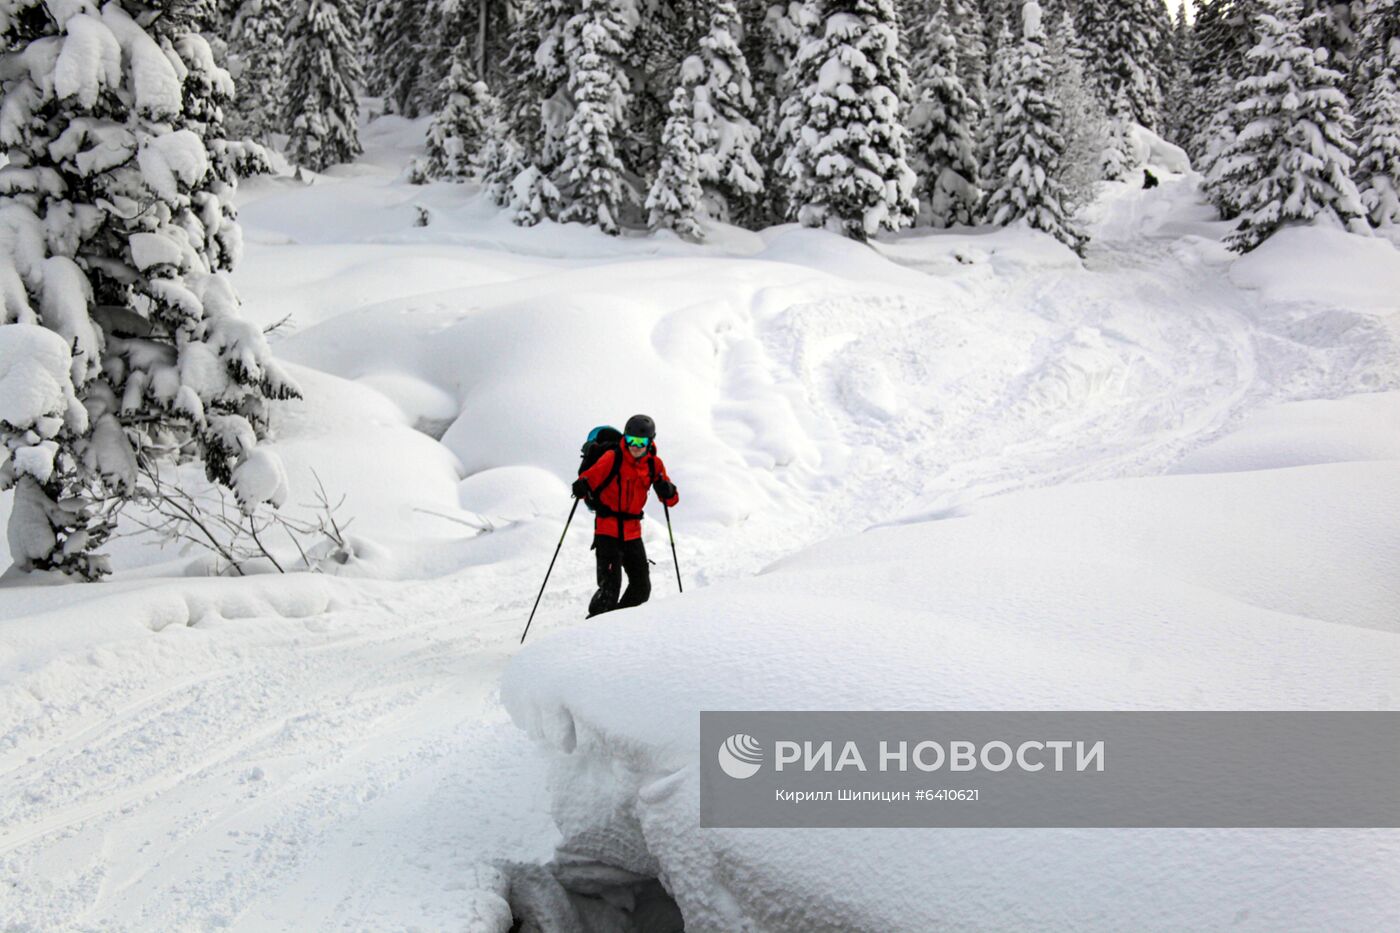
[413,416,455,440]
[504,861,684,933]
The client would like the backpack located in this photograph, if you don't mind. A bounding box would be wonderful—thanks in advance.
[580,426,621,513]
[578,425,656,518]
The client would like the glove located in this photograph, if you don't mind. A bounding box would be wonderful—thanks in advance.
[653,479,677,501]
[571,477,591,499]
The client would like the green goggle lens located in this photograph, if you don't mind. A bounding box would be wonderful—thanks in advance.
[625,435,651,448]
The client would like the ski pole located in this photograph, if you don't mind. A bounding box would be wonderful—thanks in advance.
[521,498,580,644]
[664,501,682,593]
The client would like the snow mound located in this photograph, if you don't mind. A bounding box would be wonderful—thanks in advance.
[875,221,1083,276]
[503,457,1400,931]
[356,370,456,436]
[1230,226,1400,313]
[1127,123,1192,175]
[457,465,566,525]
[1173,392,1400,474]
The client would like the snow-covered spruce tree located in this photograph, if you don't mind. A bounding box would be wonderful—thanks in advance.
[1301,0,1364,91]
[1355,68,1400,227]
[1354,0,1400,88]
[489,0,570,225]
[179,23,274,199]
[1353,2,1400,226]
[682,0,764,222]
[421,0,481,114]
[613,0,679,185]
[779,0,918,240]
[980,14,1017,202]
[362,0,425,117]
[1086,0,1177,180]
[423,0,468,108]
[422,0,516,109]
[1076,0,1169,131]
[1193,0,1270,177]
[908,1,981,226]
[1216,0,1369,251]
[284,0,364,171]
[424,39,502,181]
[557,0,636,234]
[946,0,988,113]
[1185,0,1230,161]
[647,85,705,239]
[1141,0,1176,125]
[0,0,299,579]
[983,1,1088,254]
[227,0,287,142]
[1163,2,1196,148]
[755,0,819,225]
[507,164,565,224]
[1099,109,1137,182]
[1047,5,1108,214]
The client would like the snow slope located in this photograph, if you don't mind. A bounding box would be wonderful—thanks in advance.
[504,453,1400,931]
[2,118,1398,929]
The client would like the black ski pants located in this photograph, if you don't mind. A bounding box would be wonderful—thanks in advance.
[589,534,650,617]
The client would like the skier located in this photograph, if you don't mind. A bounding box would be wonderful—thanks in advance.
[571,414,679,617]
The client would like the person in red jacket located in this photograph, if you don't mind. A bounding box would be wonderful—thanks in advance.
[571,414,679,617]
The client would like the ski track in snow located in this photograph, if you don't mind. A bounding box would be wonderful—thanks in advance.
[1,174,1396,929]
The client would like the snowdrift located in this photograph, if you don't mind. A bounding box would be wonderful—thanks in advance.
[1229,225,1400,314]
[503,401,1400,930]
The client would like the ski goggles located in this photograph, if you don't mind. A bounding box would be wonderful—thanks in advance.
[624,435,652,449]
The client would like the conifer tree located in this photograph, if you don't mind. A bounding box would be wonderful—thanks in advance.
[363,0,426,117]
[227,0,288,143]
[506,166,564,226]
[780,0,918,240]
[757,0,819,225]
[1100,111,1136,182]
[1301,0,1363,90]
[1141,0,1176,125]
[558,0,635,234]
[0,0,299,578]
[908,1,982,225]
[1355,70,1400,228]
[647,85,705,239]
[1047,5,1108,212]
[1186,0,1232,162]
[1353,0,1400,226]
[1215,0,1369,251]
[284,0,364,171]
[1164,2,1196,147]
[1077,0,1170,130]
[947,0,989,112]
[1074,0,1139,180]
[423,0,514,108]
[683,0,764,221]
[425,39,502,181]
[983,1,1088,254]
[491,0,572,225]
[981,15,1017,199]
[1196,0,1272,203]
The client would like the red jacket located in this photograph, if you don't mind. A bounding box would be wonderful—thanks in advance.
[579,442,678,540]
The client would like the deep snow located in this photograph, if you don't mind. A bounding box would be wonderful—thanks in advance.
[1,116,1398,929]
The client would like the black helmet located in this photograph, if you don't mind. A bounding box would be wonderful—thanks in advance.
[624,414,656,440]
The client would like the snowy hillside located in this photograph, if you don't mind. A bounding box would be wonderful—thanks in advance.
[2,111,1399,930]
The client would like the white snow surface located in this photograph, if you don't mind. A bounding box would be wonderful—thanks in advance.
[1229,224,1400,313]
[504,458,1400,930]
[1,118,1398,929]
